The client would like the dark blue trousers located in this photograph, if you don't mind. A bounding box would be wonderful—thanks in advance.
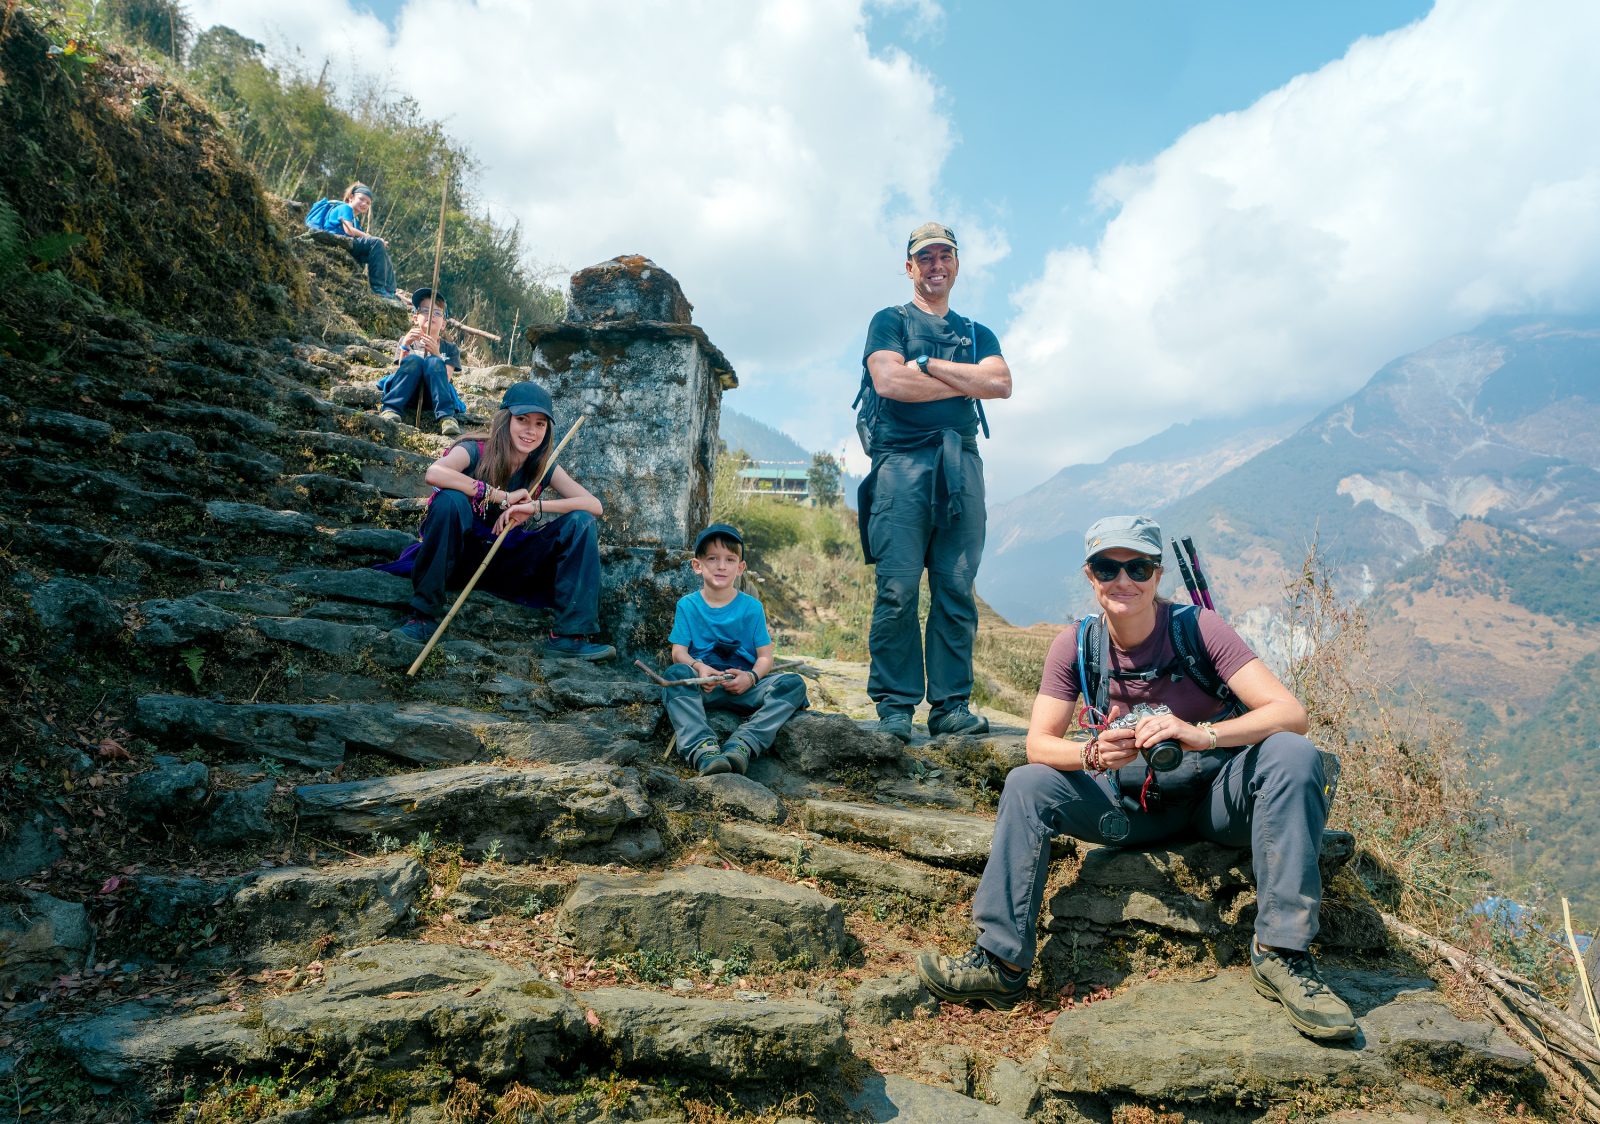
[408,491,600,635]
[345,235,397,295]
[382,355,462,419]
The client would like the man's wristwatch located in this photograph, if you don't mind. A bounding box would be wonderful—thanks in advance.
[915,355,931,375]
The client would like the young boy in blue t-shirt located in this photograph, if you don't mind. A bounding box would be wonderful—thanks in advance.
[662,523,808,776]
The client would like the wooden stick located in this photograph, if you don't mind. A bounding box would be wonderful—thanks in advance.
[407,416,587,676]
[1565,898,1600,1052]
[1482,989,1600,1118]
[633,659,732,688]
[447,317,502,342]
[506,311,520,366]
[428,161,449,310]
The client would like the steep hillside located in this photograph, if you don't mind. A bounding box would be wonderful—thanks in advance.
[979,404,1310,626]
[720,408,811,462]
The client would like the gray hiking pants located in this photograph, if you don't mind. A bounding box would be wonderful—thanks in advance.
[661,663,809,758]
[866,444,985,720]
[971,732,1329,967]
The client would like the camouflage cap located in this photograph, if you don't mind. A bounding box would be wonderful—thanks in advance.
[906,222,958,257]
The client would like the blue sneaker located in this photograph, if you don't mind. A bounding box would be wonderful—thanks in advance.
[721,739,752,775]
[688,740,731,777]
[394,615,437,643]
[545,634,615,661]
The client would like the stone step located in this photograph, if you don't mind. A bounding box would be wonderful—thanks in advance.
[557,865,852,966]
[1045,968,1534,1109]
[846,1074,1027,1122]
[290,429,435,498]
[1041,831,1384,962]
[133,695,513,769]
[715,821,978,904]
[294,761,659,864]
[60,941,850,1094]
[800,798,1001,871]
[6,522,226,577]
[120,854,425,968]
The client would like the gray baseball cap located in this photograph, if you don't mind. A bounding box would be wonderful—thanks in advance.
[1084,515,1163,561]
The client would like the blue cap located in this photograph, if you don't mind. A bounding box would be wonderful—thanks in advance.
[694,523,744,554]
[500,381,554,419]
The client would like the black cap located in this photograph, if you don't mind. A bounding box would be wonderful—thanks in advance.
[500,381,554,419]
[411,287,447,314]
[693,523,744,554]
[349,183,373,199]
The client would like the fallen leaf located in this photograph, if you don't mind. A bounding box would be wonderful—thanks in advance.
[585,1008,600,1029]
[98,876,123,895]
[380,990,423,999]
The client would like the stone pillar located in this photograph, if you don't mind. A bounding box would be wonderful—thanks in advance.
[524,256,737,654]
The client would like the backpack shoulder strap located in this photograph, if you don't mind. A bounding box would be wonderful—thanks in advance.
[1168,604,1243,715]
[1076,613,1110,721]
[967,315,990,439]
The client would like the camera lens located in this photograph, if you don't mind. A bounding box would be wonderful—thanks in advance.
[1146,739,1183,772]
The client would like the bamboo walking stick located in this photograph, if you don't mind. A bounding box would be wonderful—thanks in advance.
[407,415,587,676]
[1565,898,1600,1051]
[415,163,451,428]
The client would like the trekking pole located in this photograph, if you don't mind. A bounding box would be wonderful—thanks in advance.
[407,415,587,676]
[1171,539,1202,606]
[1180,536,1216,612]
[506,311,520,366]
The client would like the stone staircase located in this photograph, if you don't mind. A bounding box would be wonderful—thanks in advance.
[0,289,1550,1122]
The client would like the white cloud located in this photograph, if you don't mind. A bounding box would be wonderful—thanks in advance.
[187,0,992,427]
[991,0,1600,497]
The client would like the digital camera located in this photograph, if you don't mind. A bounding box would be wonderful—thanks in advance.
[1108,702,1183,772]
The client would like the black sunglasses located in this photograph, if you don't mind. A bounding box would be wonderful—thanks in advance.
[1087,556,1161,583]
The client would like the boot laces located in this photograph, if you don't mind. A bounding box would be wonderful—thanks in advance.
[1280,950,1330,998]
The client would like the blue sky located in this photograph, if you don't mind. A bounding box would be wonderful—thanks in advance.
[190,0,1600,498]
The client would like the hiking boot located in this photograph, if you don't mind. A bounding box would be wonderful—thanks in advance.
[720,740,751,775]
[378,408,403,423]
[545,634,616,661]
[375,290,410,309]
[1250,943,1357,1041]
[439,415,462,437]
[393,615,437,643]
[914,946,1027,1011]
[928,702,989,737]
[877,713,914,743]
[689,741,731,777]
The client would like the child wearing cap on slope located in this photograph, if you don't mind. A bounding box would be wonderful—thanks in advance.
[660,523,809,776]
[375,380,614,660]
[377,287,469,435]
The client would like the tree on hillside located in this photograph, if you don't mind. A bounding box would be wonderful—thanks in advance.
[807,452,842,507]
[103,0,192,61]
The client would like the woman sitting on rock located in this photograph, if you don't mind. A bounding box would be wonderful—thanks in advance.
[376,381,614,661]
[914,514,1355,1041]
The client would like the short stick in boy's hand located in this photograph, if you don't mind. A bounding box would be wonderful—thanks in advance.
[633,659,730,688]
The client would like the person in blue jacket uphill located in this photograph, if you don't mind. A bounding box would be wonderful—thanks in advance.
[309,182,404,307]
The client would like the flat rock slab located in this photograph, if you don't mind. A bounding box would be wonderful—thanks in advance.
[770,711,903,773]
[295,762,653,862]
[231,855,426,965]
[801,799,996,871]
[134,696,506,769]
[0,891,91,993]
[60,1003,265,1084]
[442,868,572,922]
[715,821,977,904]
[261,942,582,1082]
[276,567,411,605]
[686,774,786,823]
[847,1074,1026,1122]
[1045,833,1382,951]
[559,865,850,965]
[583,987,848,1080]
[1046,969,1533,1103]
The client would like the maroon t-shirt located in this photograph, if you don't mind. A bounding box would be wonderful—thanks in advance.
[1040,604,1258,725]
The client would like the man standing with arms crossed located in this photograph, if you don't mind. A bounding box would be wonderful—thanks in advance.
[857,223,1012,742]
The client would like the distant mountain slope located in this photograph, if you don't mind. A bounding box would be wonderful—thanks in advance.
[1154,317,1600,626]
[978,404,1311,625]
[720,408,810,463]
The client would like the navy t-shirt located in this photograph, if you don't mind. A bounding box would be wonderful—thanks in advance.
[459,439,556,495]
[669,590,771,672]
[862,304,1002,439]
